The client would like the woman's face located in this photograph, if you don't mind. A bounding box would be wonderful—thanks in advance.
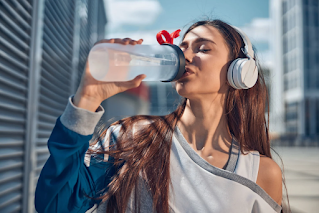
[176,25,231,99]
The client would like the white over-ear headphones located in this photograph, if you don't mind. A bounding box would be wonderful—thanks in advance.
[227,27,258,89]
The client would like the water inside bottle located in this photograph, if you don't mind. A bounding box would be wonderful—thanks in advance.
[108,49,178,81]
[89,45,180,82]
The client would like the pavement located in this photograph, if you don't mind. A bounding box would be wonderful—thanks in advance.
[271,146,319,213]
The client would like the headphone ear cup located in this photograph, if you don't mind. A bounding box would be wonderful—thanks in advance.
[227,59,241,89]
[228,58,258,89]
[240,59,258,89]
[233,58,249,89]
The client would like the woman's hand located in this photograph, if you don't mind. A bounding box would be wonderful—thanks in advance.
[73,38,145,112]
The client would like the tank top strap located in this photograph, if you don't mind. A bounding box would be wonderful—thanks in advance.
[224,135,240,172]
[233,142,260,183]
[250,150,260,183]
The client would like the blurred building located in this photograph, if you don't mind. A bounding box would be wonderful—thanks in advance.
[102,81,180,121]
[102,83,150,122]
[270,0,319,142]
[0,0,107,212]
[147,82,182,116]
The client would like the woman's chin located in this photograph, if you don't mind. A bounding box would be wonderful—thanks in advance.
[175,83,194,98]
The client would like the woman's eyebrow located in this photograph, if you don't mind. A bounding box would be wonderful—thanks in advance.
[179,37,216,48]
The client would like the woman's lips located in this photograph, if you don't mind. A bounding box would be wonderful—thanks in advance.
[179,69,194,80]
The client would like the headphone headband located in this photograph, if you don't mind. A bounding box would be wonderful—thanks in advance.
[227,26,258,90]
[232,26,255,60]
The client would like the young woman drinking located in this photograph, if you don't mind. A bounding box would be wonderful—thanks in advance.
[35,20,286,213]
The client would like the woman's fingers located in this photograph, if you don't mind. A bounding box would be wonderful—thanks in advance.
[137,39,143,44]
[93,38,114,46]
[125,74,147,88]
[94,38,144,46]
[129,40,137,45]
[117,74,147,92]
[122,38,130,44]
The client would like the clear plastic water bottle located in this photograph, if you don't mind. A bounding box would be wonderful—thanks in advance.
[87,43,185,82]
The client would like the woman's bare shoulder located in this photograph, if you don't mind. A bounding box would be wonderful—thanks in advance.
[256,154,282,205]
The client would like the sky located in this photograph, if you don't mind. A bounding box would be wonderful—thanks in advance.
[103,0,271,66]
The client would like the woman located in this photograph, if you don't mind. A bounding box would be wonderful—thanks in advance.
[35,20,286,213]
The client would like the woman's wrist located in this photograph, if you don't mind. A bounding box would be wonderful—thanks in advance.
[73,93,103,112]
[61,95,105,135]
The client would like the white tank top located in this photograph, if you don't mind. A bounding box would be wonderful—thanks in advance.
[87,124,281,213]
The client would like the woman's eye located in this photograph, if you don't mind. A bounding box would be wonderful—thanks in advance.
[197,44,210,53]
[199,49,210,53]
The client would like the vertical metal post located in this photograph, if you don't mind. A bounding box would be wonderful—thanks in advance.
[269,0,285,134]
[23,0,45,212]
[90,0,99,45]
[299,99,305,138]
[298,0,305,137]
[70,0,81,94]
[310,98,316,136]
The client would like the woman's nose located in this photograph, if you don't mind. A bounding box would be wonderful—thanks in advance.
[182,48,193,64]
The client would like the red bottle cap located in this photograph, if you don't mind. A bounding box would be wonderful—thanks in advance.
[156,29,181,45]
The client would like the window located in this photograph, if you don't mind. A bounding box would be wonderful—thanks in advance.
[289,0,295,9]
[283,17,288,34]
[305,98,310,135]
[292,33,296,50]
[304,32,310,49]
[284,77,288,91]
[283,37,288,53]
[284,56,289,74]
[304,8,309,26]
[293,54,297,71]
[316,100,319,133]
[305,51,311,70]
[283,0,288,14]
[314,11,319,27]
[285,101,298,134]
[291,15,296,30]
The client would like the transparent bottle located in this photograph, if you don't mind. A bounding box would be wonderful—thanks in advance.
[87,43,185,82]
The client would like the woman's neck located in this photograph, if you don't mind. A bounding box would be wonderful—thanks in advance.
[177,94,232,152]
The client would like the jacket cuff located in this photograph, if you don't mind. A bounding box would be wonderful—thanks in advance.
[60,95,105,135]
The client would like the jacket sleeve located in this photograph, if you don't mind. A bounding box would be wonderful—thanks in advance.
[35,96,117,213]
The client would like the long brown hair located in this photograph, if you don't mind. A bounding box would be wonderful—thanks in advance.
[88,19,289,213]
